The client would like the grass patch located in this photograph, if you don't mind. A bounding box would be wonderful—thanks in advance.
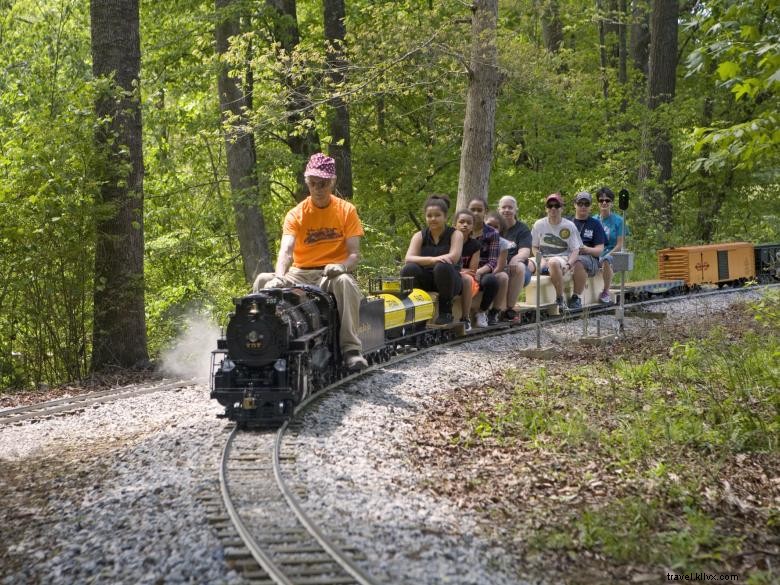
[467,300,780,458]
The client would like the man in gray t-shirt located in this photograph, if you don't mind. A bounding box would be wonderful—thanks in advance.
[530,193,582,311]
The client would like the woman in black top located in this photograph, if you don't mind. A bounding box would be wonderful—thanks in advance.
[401,194,464,325]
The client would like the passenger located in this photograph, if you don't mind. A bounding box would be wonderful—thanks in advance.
[466,197,502,327]
[569,191,606,310]
[253,152,368,370]
[454,209,480,331]
[497,195,534,320]
[401,194,464,326]
[530,192,583,312]
[594,187,628,304]
[484,211,511,318]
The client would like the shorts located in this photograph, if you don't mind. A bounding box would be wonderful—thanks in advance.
[600,255,614,266]
[540,256,568,275]
[576,255,600,277]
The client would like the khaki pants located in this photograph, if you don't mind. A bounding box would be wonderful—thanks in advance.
[252,268,363,354]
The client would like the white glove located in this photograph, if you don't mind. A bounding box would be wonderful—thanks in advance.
[265,276,286,288]
[323,264,346,278]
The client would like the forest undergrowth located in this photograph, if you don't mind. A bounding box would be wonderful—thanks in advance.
[411,292,779,584]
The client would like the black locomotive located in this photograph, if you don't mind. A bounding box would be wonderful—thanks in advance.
[211,284,388,426]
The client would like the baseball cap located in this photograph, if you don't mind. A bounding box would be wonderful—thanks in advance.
[575,191,592,204]
[546,193,563,205]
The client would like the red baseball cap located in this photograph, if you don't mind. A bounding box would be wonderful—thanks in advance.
[546,193,563,205]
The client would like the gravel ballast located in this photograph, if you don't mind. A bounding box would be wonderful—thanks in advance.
[0,289,767,584]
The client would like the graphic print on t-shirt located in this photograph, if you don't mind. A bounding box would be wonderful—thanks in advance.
[304,227,343,245]
[540,233,568,256]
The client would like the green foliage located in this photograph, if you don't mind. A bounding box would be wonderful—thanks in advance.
[1,0,779,389]
[684,0,780,173]
[0,0,96,388]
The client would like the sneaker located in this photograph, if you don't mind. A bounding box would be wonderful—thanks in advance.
[434,313,454,326]
[599,291,611,304]
[556,296,568,312]
[487,309,500,325]
[568,295,582,310]
[474,311,489,328]
[344,350,368,371]
[503,308,518,322]
[460,317,472,332]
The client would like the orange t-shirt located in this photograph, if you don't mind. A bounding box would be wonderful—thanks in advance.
[283,195,364,268]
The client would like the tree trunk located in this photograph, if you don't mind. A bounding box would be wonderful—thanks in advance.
[323,0,353,199]
[456,0,501,211]
[266,0,321,201]
[647,0,678,232]
[90,0,149,371]
[630,0,650,77]
[618,0,628,85]
[597,0,609,100]
[216,0,273,282]
[538,0,563,53]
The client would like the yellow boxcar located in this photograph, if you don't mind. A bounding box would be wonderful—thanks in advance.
[657,242,755,286]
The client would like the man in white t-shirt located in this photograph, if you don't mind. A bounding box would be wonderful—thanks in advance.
[531,192,582,311]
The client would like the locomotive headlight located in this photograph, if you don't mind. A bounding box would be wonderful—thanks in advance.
[222,358,235,372]
[277,401,286,414]
[274,358,287,372]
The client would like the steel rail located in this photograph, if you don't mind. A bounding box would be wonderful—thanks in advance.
[0,379,196,426]
[273,418,380,585]
[219,426,295,585]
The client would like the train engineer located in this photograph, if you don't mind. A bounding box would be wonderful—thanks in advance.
[569,191,607,309]
[401,194,464,326]
[595,186,628,304]
[252,152,368,371]
[531,192,583,312]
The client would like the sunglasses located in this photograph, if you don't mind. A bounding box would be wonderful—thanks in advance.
[546,203,561,209]
[598,199,611,204]
[576,201,591,207]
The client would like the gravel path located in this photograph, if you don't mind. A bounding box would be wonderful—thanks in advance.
[0,288,766,585]
[0,384,244,585]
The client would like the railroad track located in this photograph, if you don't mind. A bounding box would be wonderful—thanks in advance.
[218,425,377,585]
[215,283,779,584]
[0,378,196,427]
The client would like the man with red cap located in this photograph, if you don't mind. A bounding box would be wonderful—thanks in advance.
[530,192,583,312]
[253,153,368,371]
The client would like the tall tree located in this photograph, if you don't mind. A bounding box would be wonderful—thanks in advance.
[456,0,501,211]
[324,0,353,199]
[90,0,149,370]
[215,0,273,282]
[646,0,678,231]
[266,0,321,201]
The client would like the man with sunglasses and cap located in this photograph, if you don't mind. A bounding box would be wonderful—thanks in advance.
[594,186,628,304]
[569,191,607,310]
[252,153,368,371]
[531,192,583,312]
